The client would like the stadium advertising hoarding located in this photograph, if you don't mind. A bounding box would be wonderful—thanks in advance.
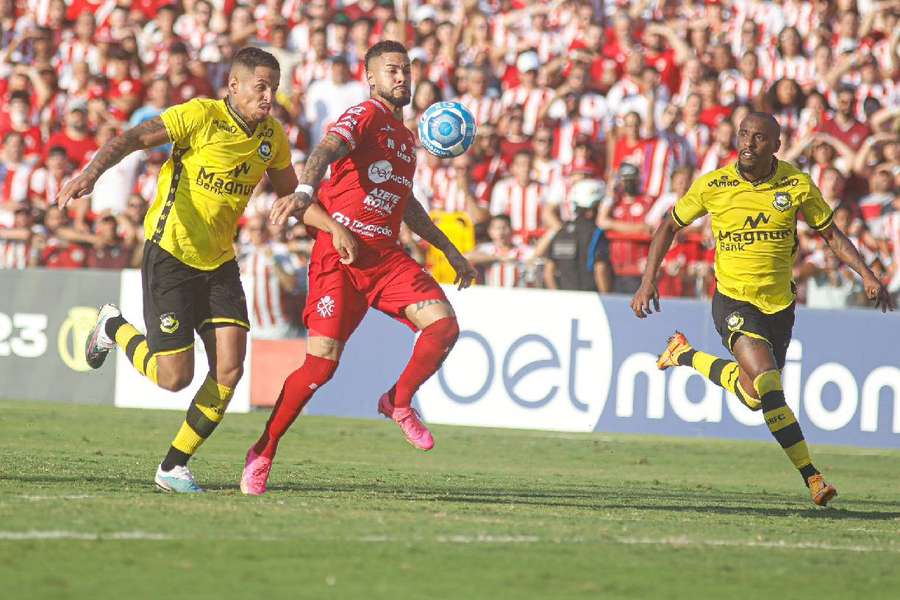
[0,269,119,404]
[113,269,252,413]
[308,286,900,449]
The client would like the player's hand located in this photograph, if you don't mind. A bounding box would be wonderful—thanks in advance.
[270,191,311,226]
[447,250,477,290]
[56,171,96,209]
[863,274,894,313]
[330,223,358,265]
[630,280,660,319]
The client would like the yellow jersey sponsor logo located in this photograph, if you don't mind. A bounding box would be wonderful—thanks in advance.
[160,312,180,334]
[58,307,97,372]
[773,192,792,212]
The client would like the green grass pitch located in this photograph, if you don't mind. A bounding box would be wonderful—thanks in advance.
[1,400,898,599]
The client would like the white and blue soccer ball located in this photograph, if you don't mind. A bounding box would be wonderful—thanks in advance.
[418,101,477,158]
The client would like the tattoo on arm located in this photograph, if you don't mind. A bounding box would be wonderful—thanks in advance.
[84,118,169,181]
[411,299,444,313]
[403,198,455,254]
[298,133,351,189]
[283,133,352,218]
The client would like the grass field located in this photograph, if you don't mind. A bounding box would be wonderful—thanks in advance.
[1,400,898,599]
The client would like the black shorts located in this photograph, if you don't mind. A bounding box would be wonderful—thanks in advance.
[711,290,795,369]
[142,242,249,353]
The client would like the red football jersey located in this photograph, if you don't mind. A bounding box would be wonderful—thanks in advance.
[318,98,417,248]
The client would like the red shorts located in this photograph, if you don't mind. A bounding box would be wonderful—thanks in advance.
[303,240,448,341]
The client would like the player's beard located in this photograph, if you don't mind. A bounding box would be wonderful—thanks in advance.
[380,85,411,108]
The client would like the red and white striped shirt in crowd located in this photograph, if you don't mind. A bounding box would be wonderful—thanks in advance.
[474,241,535,288]
[56,38,101,85]
[489,177,548,242]
[767,55,815,86]
[0,237,35,269]
[135,168,159,203]
[781,0,818,38]
[641,137,678,199]
[698,145,738,174]
[551,117,602,166]
[721,75,766,105]
[239,243,302,338]
[28,167,66,207]
[675,122,711,162]
[872,39,897,77]
[773,108,801,134]
[606,77,642,111]
[854,81,898,120]
[0,164,33,204]
[419,166,481,214]
[457,93,503,126]
[884,212,900,286]
[518,30,562,63]
[292,57,331,93]
[500,85,554,135]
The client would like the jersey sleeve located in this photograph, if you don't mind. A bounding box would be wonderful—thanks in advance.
[269,121,292,171]
[159,99,208,148]
[671,177,708,228]
[326,102,376,152]
[799,179,834,231]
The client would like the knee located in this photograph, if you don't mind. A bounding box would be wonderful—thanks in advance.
[751,369,782,397]
[159,370,194,392]
[293,354,339,387]
[216,363,244,389]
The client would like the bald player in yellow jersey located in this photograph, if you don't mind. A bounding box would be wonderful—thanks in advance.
[57,47,357,493]
[631,113,894,506]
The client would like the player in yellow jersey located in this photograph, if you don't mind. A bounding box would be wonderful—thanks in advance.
[56,48,357,493]
[631,113,893,506]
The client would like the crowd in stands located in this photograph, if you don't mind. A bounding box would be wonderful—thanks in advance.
[0,0,898,336]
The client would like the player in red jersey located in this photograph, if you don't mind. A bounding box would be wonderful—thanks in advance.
[240,41,477,495]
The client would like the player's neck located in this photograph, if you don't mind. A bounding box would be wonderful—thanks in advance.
[225,96,262,133]
[738,157,777,185]
[372,94,404,120]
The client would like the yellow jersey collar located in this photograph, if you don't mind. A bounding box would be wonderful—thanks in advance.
[733,158,780,187]
[223,97,258,137]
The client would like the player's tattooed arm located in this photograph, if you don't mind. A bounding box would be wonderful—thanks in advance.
[404,197,477,289]
[270,133,351,226]
[57,118,170,208]
[818,223,895,312]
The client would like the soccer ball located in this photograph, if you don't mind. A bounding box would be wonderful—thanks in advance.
[418,101,477,158]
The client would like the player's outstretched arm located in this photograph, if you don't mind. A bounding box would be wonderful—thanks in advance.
[818,223,895,312]
[56,118,170,209]
[631,214,680,318]
[269,133,350,226]
[403,196,477,290]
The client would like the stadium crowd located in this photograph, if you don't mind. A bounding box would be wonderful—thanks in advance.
[0,0,898,335]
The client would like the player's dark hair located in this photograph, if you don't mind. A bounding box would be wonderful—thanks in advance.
[365,40,408,71]
[232,47,280,73]
[745,111,782,138]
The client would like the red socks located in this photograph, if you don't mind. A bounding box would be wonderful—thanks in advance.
[393,317,460,409]
[253,354,338,459]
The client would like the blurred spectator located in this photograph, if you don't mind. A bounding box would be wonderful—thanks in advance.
[304,55,367,144]
[490,150,548,243]
[87,214,137,269]
[467,214,535,288]
[597,163,654,294]
[45,104,96,167]
[0,204,43,269]
[543,179,611,293]
[239,214,305,339]
[0,133,32,211]
[28,145,71,212]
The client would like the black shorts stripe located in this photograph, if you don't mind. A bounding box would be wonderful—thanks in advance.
[151,147,187,244]
[142,349,153,374]
[776,422,805,448]
[185,404,219,438]
[124,335,143,362]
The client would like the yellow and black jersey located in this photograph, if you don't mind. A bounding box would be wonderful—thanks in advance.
[672,160,833,314]
[145,98,292,270]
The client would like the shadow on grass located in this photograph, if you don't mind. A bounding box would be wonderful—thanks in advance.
[6,473,899,521]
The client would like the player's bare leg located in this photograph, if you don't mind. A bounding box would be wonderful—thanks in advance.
[378,300,460,451]
[156,326,245,493]
[242,335,342,495]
